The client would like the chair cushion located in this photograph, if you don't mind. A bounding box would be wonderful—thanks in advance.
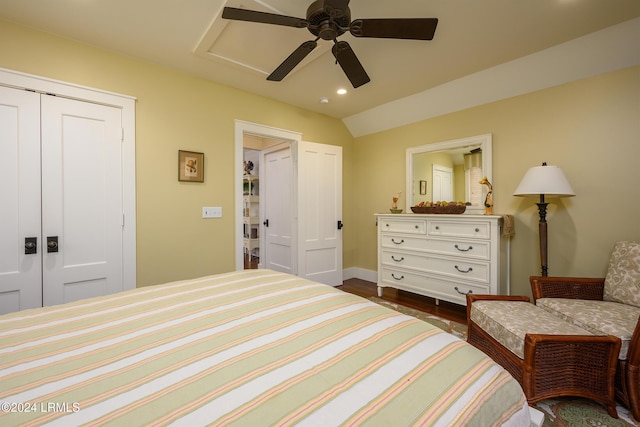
[536,298,640,360]
[604,240,640,308]
[471,301,593,359]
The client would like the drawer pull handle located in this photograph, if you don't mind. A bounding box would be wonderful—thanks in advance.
[415,225,419,229]
[391,273,405,281]
[454,286,473,295]
[454,265,473,273]
[454,244,473,252]
[391,238,405,245]
[475,228,480,232]
[391,255,404,262]
[435,226,440,230]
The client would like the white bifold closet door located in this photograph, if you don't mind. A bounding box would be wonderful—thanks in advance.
[0,86,42,313]
[41,95,124,306]
[0,86,125,314]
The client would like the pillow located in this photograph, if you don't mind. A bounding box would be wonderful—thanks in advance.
[604,241,640,308]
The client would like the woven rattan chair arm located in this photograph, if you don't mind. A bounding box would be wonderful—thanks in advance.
[523,333,621,412]
[628,321,640,366]
[530,276,605,302]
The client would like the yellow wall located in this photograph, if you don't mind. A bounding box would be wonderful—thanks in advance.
[3,19,639,298]
[0,20,355,286]
[354,65,640,296]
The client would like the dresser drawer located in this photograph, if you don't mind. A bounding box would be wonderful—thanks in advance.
[379,267,490,305]
[427,220,491,239]
[380,235,490,259]
[379,218,426,234]
[381,250,490,283]
[380,250,427,269]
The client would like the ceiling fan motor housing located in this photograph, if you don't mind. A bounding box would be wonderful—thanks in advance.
[307,0,351,40]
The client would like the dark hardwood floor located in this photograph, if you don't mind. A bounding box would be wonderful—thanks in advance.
[244,257,467,325]
[244,254,259,269]
[337,278,468,325]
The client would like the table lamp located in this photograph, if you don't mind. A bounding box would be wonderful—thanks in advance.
[513,162,575,276]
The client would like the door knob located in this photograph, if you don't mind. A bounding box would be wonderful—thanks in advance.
[25,237,37,254]
[47,236,59,253]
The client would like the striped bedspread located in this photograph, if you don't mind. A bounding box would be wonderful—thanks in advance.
[0,269,531,426]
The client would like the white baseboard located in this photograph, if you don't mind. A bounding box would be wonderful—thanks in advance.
[342,267,377,284]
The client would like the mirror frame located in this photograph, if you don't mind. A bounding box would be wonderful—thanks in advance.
[406,134,492,213]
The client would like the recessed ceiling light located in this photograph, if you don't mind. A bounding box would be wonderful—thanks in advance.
[320,97,329,104]
[337,88,347,95]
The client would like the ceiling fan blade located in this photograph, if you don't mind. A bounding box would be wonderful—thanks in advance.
[222,7,308,28]
[267,40,318,82]
[331,41,370,88]
[350,18,438,40]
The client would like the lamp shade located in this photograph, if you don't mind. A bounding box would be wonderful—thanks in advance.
[513,163,575,198]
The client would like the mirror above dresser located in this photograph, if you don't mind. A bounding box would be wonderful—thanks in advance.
[406,134,492,214]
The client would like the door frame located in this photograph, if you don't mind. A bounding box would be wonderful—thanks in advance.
[234,120,301,271]
[0,67,137,292]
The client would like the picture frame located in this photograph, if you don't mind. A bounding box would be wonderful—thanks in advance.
[178,150,204,182]
[419,180,427,195]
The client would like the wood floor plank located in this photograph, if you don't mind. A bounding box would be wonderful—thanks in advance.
[338,278,467,325]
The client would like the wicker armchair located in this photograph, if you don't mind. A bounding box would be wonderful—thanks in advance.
[467,294,621,417]
[531,273,640,421]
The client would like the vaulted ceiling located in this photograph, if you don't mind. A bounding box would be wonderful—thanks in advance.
[1,0,639,134]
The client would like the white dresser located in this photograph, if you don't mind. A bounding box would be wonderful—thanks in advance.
[376,214,507,306]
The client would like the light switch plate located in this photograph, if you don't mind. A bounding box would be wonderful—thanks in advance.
[202,207,222,218]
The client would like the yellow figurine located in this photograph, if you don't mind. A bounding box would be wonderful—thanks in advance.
[479,177,493,215]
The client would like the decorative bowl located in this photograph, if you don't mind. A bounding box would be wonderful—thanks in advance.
[411,205,466,214]
[389,208,403,214]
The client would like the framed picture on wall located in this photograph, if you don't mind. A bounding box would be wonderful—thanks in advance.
[420,180,427,195]
[178,150,204,182]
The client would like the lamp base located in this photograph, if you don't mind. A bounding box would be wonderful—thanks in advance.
[536,201,548,277]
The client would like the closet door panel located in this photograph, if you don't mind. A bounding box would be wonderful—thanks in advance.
[0,87,42,313]
[41,95,124,306]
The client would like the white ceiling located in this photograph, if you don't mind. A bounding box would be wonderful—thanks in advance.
[1,0,639,128]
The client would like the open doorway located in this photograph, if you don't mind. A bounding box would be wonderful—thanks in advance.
[242,136,288,269]
[235,121,302,271]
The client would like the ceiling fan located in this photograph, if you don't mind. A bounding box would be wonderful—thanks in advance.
[221,0,438,88]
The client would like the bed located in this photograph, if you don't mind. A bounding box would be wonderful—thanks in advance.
[0,269,535,426]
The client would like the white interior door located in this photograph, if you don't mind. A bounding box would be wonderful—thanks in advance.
[261,144,294,274]
[0,86,42,314]
[433,164,453,202]
[41,95,124,306]
[297,142,343,286]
